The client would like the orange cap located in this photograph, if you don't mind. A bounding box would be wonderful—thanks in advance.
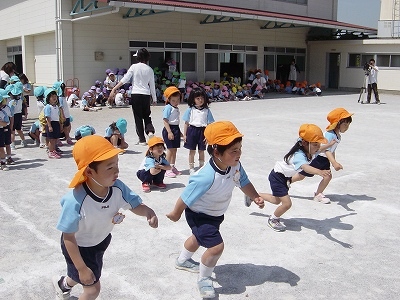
[299,124,327,143]
[326,108,353,131]
[69,135,123,188]
[163,86,180,99]
[148,136,165,148]
[204,121,243,145]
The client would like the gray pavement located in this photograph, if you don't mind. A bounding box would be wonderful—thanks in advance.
[0,92,399,299]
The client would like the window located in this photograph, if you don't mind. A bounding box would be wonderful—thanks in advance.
[348,54,373,67]
[377,55,390,67]
[182,53,196,72]
[205,53,218,71]
[264,55,275,72]
[391,55,400,67]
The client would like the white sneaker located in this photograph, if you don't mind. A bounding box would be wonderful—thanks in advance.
[314,193,331,204]
[52,276,71,300]
[197,276,215,299]
[10,143,16,150]
[189,168,195,175]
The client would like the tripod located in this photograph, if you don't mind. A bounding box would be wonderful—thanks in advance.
[357,74,369,104]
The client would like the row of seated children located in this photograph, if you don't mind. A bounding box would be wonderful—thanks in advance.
[283,81,322,96]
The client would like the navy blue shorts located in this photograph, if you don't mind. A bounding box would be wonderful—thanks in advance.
[184,125,206,151]
[269,169,291,197]
[185,208,224,248]
[2,125,11,145]
[63,117,71,127]
[299,155,330,177]
[61,233,112,285]
[0,128,4,147]
[13,113,23,131]
[162,125,181,149]
[45,121,61,139]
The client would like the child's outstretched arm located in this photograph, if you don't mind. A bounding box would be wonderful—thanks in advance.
[240,183,265,209]
[301,164,331,178]
[63,233,96,285]
[130,204,158,228]
[325,151,343,171]
[319,138,337,152]
[166,197,187,222]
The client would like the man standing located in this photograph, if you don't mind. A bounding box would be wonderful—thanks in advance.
[366,58,380,104]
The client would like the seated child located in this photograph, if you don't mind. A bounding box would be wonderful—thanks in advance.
[80,92,100,112]
[114,89,129,106]
[104,118,129,150]
[28,120,41,146]
[136,136,172,192]
[74,125,96,141]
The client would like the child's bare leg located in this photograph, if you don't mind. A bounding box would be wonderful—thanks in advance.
[201,242,224,269]
[167,148,177,165]
[183,234,200,253]
[315,173,332,195]
[80,281,101,300]
[48,139,56,151]
[109,135,119,147]
[189,150,196,169]
[291,173,305,183]
[259,193,282,205]
[198,150,205,167]
[16,130,25,141]
[272,195,292,218]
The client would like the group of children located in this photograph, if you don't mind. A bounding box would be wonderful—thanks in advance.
[53,102,353,299]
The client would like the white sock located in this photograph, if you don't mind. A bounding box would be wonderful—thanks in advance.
[271,214,278,220]
[177,248,195,264]
[199,262,214,278]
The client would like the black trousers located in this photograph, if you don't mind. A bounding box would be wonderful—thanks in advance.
[367,83,379,103]
[131,94,155,143]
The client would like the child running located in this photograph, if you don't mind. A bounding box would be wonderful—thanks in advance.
[246,124,331,232]
[291,108,353,203]
[137,136,172,192]
[162,86,183,178]
[167,121,264,299]
[52,135,158,300]
[182,87,214,174]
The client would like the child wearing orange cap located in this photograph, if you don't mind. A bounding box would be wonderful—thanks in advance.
[291,108,353,203]
[167,121,264,299]
[53,135,158,300]
[162,86,183,178]
[137,136,172,192]
[247,124,331,232]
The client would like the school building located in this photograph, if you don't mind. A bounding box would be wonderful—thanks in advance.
[0,0,398,93]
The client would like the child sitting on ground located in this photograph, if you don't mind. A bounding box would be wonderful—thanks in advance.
[137,136,172,192]
[104,118,129,150]
[28,120,41,146]
[74,125,96,140]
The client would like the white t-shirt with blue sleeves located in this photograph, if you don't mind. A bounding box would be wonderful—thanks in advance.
[8,98,23,115]
[182,107,214,127]
[181,158,250,217]
[44,104,60,121]
[318,130,340,158]
[163,104,180,125]
[56,180,142,247]
[0,109,10,128]
[138,156,169,171]
[274,150,311,177]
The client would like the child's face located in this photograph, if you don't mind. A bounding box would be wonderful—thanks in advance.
[194,96,204,107]
[215,141,242,168]
[151,144,165,157]
[49,94,58,105]
[307,142,321,155]
[169,94,180,107]
[88,155,119,187]
[338,121,350,133]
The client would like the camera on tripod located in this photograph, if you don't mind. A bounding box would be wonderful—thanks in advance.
[363,62,371,75]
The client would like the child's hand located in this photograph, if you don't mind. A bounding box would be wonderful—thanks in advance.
[49,126,53,132]
[168,132,174,140]
[79,266,96,286]
[147,214,158,228]
[253,196,265,209]
[166,211,181,222]
[319,169,331,178]
[332,162,343,171]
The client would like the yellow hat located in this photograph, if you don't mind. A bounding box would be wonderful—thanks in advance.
[326,108,354,131]
[299,124,327,143]
[69,135,123,188]
[148,136,165,148]
[204,121,243,146]
[163,86,180,99]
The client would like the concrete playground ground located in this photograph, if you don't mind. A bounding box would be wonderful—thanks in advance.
[0,91,399,300]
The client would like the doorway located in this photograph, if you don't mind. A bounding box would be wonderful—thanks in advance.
[328,53,340,89]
